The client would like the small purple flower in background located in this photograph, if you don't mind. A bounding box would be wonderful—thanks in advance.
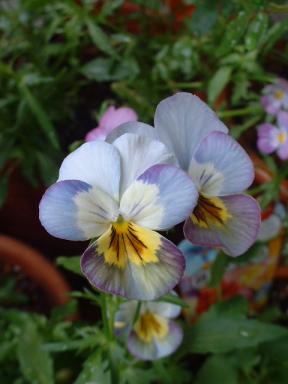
[115,296,183,360]
[257,111,288,160]
[85,106,138,141]
[261,78,288,115]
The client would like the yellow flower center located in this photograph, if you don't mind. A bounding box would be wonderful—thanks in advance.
[278,131,287,144]
[191,194,231,229]
[96,217,160,269]
[274,90,285,100]
[134,311,168,343]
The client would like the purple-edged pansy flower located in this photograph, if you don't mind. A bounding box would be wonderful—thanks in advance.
[257,111,288,160]
[85,106,138,141]
[107,93,261,257]
[261,78,288,115]
[39,133,198,300]
[115,296,182,360]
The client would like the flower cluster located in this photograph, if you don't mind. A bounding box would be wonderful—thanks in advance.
[257,78,288,160]
[39,92,260,360]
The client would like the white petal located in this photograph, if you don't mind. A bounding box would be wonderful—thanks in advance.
[154,93,228,170]
[113,133,176,195]
[190,132,254,195]
[120,164,198,230]
[58,141,121,200]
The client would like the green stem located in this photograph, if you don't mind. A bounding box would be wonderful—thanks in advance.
[218,106,262,118]
[100,294,112,340]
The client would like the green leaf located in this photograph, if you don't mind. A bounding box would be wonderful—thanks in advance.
[208,66,232,105]
[81,58,139,82]
[196,355,238,384]
[86,19,116,57]
[18,84,60,150]
[18,320,54,384]
[217,11,252,56]
[186,316,287,354]
[261,17,288,54]
[56,256,82,276]
[36,151,59,186]
[50,300,78,322]
[245,13,269,51]
[208,252,229,288]
[74,353,111,384]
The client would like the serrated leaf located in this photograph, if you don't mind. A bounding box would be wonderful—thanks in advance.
[18,84,60,150]
[57,256,82,276]
[245,13,268,51]
[74,353,111,384]
[18,321,54,384]
[86,19,116,57]
[217,11,252,56]
[208,66,232,105]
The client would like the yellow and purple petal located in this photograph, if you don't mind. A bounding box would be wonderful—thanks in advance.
[120,164,198,230]
[184,194,261,257]
[39,180,119,240]
[81,225,185,300]
[190,132,254,196]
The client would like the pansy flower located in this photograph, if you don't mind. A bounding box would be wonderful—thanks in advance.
[257,111,288,160]
[40,133,198,300]
[115,297,182,360]
[261,78,288,115]
[85,106,137,141]
[107,93,261,257]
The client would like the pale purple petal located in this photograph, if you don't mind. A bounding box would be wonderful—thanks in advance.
[154,93,228,170]
[257,123,279,154]
[127,321,183,360]
[184,194,261,257]
[106,121,157,144]
[277,140,288,160]
[190,132,254,196]
[277,111,288,129]
[81,233,185,300]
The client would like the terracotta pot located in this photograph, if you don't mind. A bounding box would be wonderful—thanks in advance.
[0,167,87,257]
[0,235,71,309]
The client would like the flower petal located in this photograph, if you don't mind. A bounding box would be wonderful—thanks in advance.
[106,121,157,143]
[85,126,109,141]
[154,93,228,170]
[148,296,182,319]
[39,180,117,240]
[189,132,254,196]
[58,141,121,200]
[277,140,288,160]
[81,229,185,300]
[257,123,278,154]
[277,111,288,129]
[100,106,138,132]
[120,164,198,230]
[184,194,261,257]
[258,214,282,241]
[127,321,183,360]
[113,133,176,195]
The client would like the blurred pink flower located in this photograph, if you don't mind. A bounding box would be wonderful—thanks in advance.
[85,106,138,141]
